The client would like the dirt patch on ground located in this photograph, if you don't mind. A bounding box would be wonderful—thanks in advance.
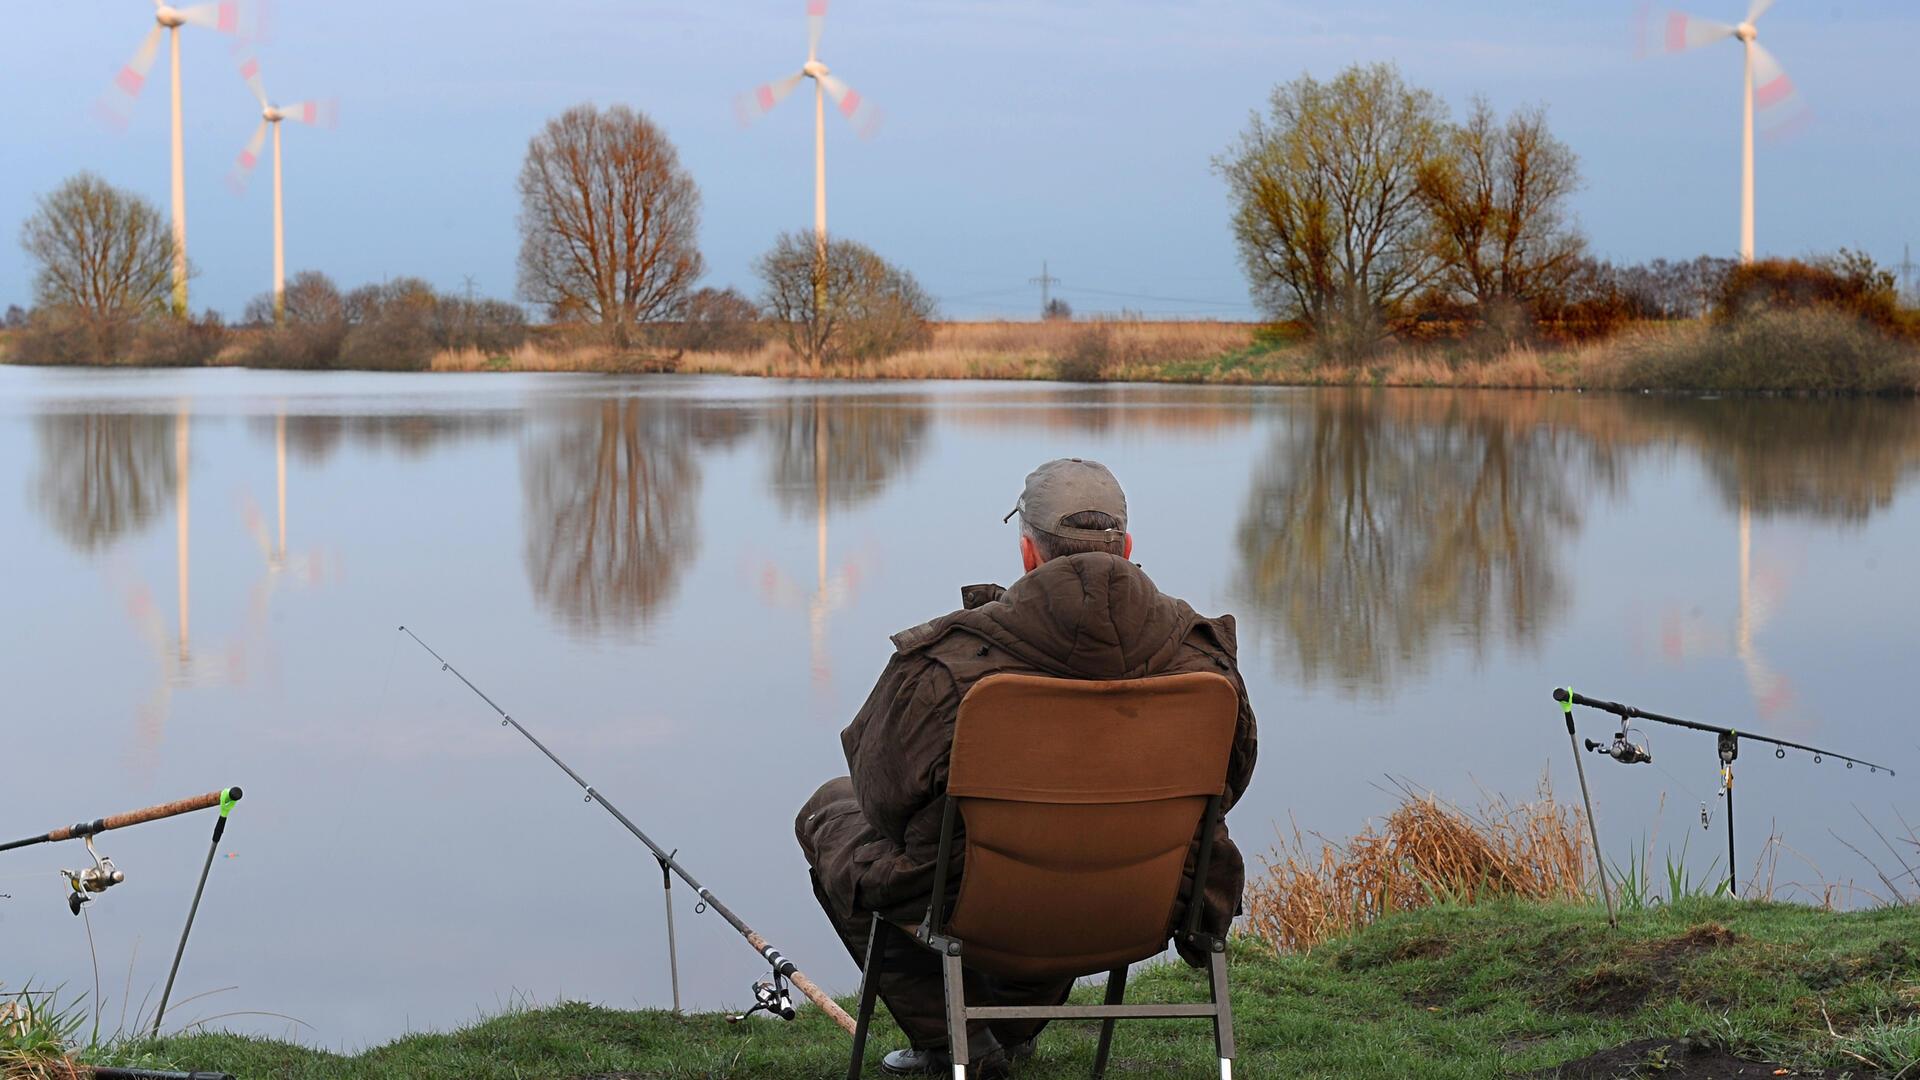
[1531,1037,1852,1078]
[1554,924,1741,1015]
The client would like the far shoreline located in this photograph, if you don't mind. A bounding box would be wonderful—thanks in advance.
[4,313,1918,396]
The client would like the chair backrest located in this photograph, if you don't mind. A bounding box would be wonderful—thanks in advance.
[940,671,1238,981]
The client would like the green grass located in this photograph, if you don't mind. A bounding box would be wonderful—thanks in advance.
[61,898,1919,1079]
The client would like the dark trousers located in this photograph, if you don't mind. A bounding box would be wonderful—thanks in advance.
[808,870,1073,1051]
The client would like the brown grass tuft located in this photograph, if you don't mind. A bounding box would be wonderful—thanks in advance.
[1246,779,1591,954]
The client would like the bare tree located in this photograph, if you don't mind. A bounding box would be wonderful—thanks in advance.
[516,104,704,348]
[19,173,177,361]
[1419,99,1586,327]
[1215,63,1447,360]
[757,232,936,368]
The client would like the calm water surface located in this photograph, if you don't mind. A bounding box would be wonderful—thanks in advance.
[2,368,1916,1047]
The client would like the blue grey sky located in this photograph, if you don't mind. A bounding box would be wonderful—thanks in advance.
[3,1,1915,320]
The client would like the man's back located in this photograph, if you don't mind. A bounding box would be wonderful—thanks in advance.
[816,552,1258,949]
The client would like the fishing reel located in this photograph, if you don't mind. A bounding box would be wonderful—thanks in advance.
[1584,720,1652,766]
[727,974,796,1024]
[61,835,124,915]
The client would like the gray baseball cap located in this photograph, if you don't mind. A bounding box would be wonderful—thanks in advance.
[1002,458,1128,543]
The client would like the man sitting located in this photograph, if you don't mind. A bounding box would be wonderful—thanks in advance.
[796,458,1259,1077]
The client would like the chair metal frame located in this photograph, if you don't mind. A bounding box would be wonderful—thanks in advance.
[845,785,1236,1080]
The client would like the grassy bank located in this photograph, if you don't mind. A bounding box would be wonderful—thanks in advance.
[28,899,1913,1079]
[421,314,1920,394]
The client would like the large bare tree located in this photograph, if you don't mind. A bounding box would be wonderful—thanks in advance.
[19,173,177,361]
[1418,99,1586,322]
[517,104,703,348]
[1216,64,1447,359]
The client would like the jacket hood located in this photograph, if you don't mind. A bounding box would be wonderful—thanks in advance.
[952,553,1204,679]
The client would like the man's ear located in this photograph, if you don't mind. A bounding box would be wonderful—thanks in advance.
[1020,533,1041,573]
[1122,532,1134,559]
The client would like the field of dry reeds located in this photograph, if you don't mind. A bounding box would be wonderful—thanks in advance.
[1246,779,1591,954]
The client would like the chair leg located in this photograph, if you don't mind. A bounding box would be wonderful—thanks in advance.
[1207,945,1236,1078]
[846,914,889,1080]
[941,948,968,1080]
[1091,965,1128,1079]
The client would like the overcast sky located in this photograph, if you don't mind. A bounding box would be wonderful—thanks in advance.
[3,1,1915,320]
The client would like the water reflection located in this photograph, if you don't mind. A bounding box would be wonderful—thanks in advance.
[243,414,331,620]
[32,412,177,552]
[1236,392,1591,692]
[942,386,1258,435]
[272,413,523,465]
[765,396,928,516]
[521,398,703,635]
[760,397,928,685]
[1650,399,1920,523]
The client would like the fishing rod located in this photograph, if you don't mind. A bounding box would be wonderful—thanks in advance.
[0,787,244,1035]
[398,626,857,1035]
[1553,687,1895,900]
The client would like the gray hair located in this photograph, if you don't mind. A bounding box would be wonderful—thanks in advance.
[1022,510,1127,562]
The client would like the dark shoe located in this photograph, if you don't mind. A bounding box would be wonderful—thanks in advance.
[880,1046,1013,1079]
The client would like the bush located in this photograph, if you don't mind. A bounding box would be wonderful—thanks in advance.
[1614,309,1919,394]
[242,271,350,368]
[1056,325,1114,381]
[132,309,228,366]
[432,297,529,354]
[672,286,762,353]
[12,306,116,365]
[339,278,439,371]
[1715,251,1899,330]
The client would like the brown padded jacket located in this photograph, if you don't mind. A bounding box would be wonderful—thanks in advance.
[798,552,1259,961]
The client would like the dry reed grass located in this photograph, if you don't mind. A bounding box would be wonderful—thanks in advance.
[1246,778,1590,955]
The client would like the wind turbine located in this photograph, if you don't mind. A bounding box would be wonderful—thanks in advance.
[228,54,337,323]
[1641,0,1809,262]
[98,1,261,315]
[735,0,883,245]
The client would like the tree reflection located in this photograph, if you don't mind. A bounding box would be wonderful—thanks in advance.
[765,396,929,517]
[33,412,177,552]
[1647,399,1920,523]
[522,398,700,635]
[1236,391,1589,691]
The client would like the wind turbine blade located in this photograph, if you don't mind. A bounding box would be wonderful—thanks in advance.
[282,99,339,128]
[818,72,882,138]
[1751,41,1798,110]
[1641,8,1736,55]
[1747,0,1775,23]
[96,25,165,130]
[808,0,827,61]
[236,52,269,108]
[226,119,269,194]
[178,1,243,33]
[1751,42,1813,138]
[735,71,805,127]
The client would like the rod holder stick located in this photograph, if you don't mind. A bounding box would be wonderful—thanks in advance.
[154,787,241,1035]
[398,627,857,1035]
[1724,766,1737,900]
[1564,696,1616,927]
[659,855,682,1014]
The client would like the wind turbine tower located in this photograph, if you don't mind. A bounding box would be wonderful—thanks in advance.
[100,1,259,315]
[1644,0,1808,262]
[736,1,883,244]
[228,53,337,323]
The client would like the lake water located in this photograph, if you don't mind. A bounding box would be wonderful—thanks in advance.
[2,367,1916,1048]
